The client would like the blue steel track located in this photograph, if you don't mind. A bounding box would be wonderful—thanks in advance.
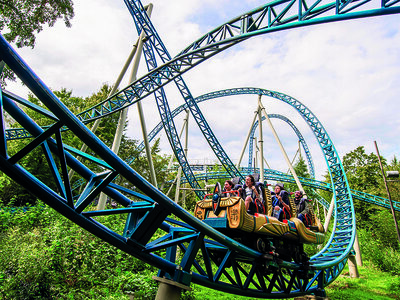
[6,87,398,212]
[0,0,399,297]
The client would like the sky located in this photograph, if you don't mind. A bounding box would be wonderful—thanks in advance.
[5,0,400,181]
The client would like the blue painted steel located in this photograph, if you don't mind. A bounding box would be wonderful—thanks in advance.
[0,35,275,293]
[0,35,339,297]
[132,20,206,199]
[178,168,400,212]
[124,0,243,183]
[1,0,399,296]
[248,113,315,178]
[64,0,400,126]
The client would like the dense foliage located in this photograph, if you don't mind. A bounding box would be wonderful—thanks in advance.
[0,85,172,206]
[0,205,172,299]
[0,0,75,85]
[0,82,399,297]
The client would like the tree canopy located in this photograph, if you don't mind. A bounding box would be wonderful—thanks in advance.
[0,0,74,48]
[0,0,75,85]
[0,84,172,206]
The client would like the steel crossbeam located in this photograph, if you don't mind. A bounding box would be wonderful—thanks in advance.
[7,0,392,135]
[124,0,242,181]
[1,0,399,297]
[248,113,315,178]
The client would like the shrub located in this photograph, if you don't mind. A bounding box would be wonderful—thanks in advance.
[358,227,400,275]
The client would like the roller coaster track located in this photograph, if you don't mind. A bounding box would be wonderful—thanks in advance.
[1,0,399,297]
[132,86,395,212]
[125,0,242,185]
[8,87,395,214]
[248,113,315,179]
[180,169,400,212]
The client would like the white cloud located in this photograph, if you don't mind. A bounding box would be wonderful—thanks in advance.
[5,1,400,181]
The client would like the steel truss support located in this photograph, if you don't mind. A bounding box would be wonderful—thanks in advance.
[238,111,258,170]
[3,0,398,294]
[175,110,190,205]
[248,114,315,179]
[258,96,306,195]
[257,95,265,183]
[98,4,156,210]
[0,37,354,296]
[124,0,243,184]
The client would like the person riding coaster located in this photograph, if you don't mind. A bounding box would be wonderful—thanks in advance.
[194,180,325,263]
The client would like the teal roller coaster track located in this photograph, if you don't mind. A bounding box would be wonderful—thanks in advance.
[0,0,399,297]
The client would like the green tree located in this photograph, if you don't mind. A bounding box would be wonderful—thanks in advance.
[0,84,126,205]
[286,156,311,194]
[342,146,383,194]
[342,146,385,226]
[0,0,75,85]
[0,83,175,206]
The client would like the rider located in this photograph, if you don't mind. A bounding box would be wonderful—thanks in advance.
[240,175,264,214]
[223,180,235,197]
[272,183,290,221]
[294,190,310,224]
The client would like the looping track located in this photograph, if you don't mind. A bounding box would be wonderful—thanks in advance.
[0,0,399,297]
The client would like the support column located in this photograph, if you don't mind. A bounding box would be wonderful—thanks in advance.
[348,255,360,278]
[258,98,306,196]
[68,31,142,181]
[153,277,191,300]
[324,196,335,233]
[97,4,154,210]
[134,4,157,187]
[254,136,258,172]
[174,110,189,204]
[354,230,363,266]
[257,95,264,182]
[236,111,258,169]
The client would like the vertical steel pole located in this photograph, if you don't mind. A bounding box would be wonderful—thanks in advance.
[374,141,400,245]
[68,37,141,181]
[258,98,306,196]
[97,4,154,210]
[254,136,258,172]
[181,110,189,207]
[354,230,363,266]
[254,143,271,169]
[236,111,258,169]
[132,5,157,187]
[324,195,335,233]
[257,95,264,182]
[174,110,189,204]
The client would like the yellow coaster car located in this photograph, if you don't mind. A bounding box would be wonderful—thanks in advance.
[194,183,325,263]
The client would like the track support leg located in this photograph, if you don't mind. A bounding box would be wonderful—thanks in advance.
[348,255,360,278]
[294,295,329,300]
[153,276,191,300]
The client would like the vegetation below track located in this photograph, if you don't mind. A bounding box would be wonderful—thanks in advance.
[0,203,399,299]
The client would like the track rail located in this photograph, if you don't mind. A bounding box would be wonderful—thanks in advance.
[1,0,399,297]
[248,113,315,178]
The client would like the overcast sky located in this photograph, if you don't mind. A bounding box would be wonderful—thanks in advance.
[6,0,400,180]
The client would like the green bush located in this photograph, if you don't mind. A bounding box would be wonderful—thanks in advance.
[0,204,158,299]
[0,227,53,299]
[358,227,400,275]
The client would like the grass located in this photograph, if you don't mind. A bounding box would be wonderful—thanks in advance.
[325,261,400,300]
[189,260,400,300]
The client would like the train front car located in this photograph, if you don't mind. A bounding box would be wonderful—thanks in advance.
[194,182,325,264]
